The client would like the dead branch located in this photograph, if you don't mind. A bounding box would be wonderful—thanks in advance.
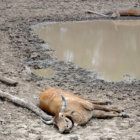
[0,75,18,86]
[86,10,110,17]
[0,90,52,121]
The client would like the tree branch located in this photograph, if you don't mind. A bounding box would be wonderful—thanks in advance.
[0,90,52,121]
[86,10,109,17]
[0,75,18,86]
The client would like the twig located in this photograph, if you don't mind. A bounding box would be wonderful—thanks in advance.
[0,75,18,86]
[86,10,110,17]
[0,90,52,121]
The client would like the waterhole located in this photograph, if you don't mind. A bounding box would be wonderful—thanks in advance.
[32,69,55,78]
[33,20,140,82]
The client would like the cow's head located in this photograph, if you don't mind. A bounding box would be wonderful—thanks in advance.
[43,94,74,133]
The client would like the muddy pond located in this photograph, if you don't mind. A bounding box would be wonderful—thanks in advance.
[33,20,140,82]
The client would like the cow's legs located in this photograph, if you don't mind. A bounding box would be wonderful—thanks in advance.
[93,112,121,118]
[89,99,111,105]
[93,111,128,118]
[80,97,112,105]
[93,104,122,113]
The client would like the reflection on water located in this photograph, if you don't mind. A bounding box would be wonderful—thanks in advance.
[32,69,55,78]
[33,20,140,81]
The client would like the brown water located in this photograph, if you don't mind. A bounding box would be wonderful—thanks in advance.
[32,69,55,78]
[33,20,140,82]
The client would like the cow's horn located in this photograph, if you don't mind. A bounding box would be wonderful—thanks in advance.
[41,117,53,125]
[61,94,66,111]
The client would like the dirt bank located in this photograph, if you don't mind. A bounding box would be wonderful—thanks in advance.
[0,0,140,140]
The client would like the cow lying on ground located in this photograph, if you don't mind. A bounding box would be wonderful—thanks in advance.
[40,87,128,133]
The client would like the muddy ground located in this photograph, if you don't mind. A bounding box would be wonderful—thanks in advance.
[0,0,140,140]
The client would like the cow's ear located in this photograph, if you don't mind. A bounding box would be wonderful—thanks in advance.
[64,111,76,115]
[71,111,75,115]
[70,111,78,117]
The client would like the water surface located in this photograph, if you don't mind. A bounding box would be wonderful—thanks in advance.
[33,20,140,82]
[32,69,55,78]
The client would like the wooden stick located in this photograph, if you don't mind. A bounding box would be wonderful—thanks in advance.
[0,90,53,121]
[0,75,18,86]
[86,10,109,17]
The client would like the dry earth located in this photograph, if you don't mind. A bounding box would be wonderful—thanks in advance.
[0,0,140,140]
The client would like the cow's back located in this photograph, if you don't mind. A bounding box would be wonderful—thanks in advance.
[40,88,62,115]
[39,87,93,122]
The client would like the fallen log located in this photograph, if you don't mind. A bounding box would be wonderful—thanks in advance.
[86,10,109,17]
[0,75,18,86]
[0,90,52,121]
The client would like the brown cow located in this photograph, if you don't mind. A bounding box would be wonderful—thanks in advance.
[40,87,128,133]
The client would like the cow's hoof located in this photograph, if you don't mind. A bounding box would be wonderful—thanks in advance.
[122,112,129,118]
[106,101,112,105]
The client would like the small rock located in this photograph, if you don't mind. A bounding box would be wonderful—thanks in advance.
[29,127,42,134]
[69,136,79,140]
